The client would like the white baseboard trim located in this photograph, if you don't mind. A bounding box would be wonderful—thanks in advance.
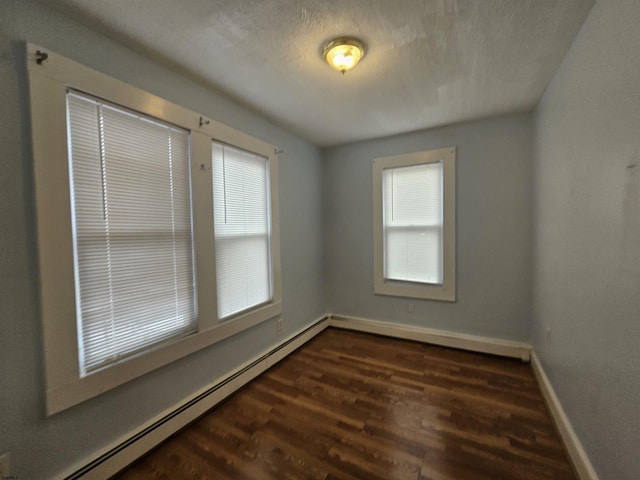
[59,315,331,480]
[530,352,599,480]
[329,314,531,361]
[59,314,597,480]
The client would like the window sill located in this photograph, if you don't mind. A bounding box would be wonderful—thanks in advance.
[46,300,282,415]
[374,280,456,302]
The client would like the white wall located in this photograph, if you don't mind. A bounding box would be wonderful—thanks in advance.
[323,114,533,341]
[0,1,324,478]
[532,0,640,478]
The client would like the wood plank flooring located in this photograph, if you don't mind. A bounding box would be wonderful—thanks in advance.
[113,328,577,480]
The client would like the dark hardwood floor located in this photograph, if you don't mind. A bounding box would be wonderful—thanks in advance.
[113,328,577,480]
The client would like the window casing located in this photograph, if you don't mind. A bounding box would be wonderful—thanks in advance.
[28,43,282,414]
[373,147,456,301]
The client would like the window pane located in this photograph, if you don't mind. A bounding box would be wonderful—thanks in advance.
[212,142,271,319]
[382,162,443,284]
[385,227,442,283]
[67,91,197,375]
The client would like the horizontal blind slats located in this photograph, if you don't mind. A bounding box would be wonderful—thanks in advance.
[212,143,271,319]
[67,91,197,375]
[382,162,444,284]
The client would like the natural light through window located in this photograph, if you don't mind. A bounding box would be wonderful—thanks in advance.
[382,162,443,285]
[28,44,282,413]
[212,143,272,319]
[67,91,197,375]
[373,147,456,302]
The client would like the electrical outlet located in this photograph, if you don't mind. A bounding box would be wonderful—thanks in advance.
[0,452,11,478]
[277,318,283,332]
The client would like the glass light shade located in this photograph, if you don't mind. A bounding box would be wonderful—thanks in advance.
[322,38,365,73]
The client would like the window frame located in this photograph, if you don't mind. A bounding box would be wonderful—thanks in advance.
[66,90,199,376]
[372,147,456,302]
[211,142,275,320]
[27,43,282,415]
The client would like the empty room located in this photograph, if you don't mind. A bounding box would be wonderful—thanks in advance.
[0,0,638,479]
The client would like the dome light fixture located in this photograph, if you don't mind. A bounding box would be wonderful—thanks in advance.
[322,37,365,74]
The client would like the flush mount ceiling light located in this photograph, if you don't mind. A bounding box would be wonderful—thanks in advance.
[322,37,365,74]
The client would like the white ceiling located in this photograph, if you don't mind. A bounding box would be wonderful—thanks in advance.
[48,0,594,147]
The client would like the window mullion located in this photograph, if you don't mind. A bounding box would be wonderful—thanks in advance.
[190,131,218,331]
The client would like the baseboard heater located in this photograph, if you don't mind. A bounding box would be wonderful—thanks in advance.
[64,316,330,480]
[61,314,530,479]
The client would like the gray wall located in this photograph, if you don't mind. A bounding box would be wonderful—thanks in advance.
[532,0,640,478]
[323,115,533,341]
[3,0,637,478]
[0,1,324,478]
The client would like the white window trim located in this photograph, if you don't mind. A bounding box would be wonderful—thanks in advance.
[372,147,456,302]
[27,43,282,415]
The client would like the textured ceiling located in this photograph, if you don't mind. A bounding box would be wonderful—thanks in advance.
[48,0,594,147]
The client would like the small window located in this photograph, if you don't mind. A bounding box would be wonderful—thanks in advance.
[373,147,456,301]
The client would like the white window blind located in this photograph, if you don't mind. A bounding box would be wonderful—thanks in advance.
[212,142,271,319]
[67,91,197,375]
[382,161,444,285]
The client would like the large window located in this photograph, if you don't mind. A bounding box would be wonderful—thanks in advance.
[67,91,197,375]
[28,44,281,414]
[373,147,456,301]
